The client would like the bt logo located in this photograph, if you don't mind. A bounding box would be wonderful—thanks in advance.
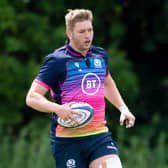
[81,73,101,95]
[86,80,96,89]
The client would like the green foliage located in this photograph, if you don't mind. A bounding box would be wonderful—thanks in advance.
[0,0,66,61]
[142,1,168,52]
[105,47,139,131]
[0,121,54,168]
[0,56,39,124]
[108,47,139,104]
[0,0,167,167]
[116,126,168,168]
[120,133,168,168]
[0,0,16,33]
[0,121,167,168]
[116,113,168,167]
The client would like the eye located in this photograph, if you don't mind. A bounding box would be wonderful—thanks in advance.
[88,28,93,32]
[79,30,85,34]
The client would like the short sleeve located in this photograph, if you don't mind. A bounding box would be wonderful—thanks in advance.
[96,47,109,76]
[102,49,109,76]
[36,54,61,88]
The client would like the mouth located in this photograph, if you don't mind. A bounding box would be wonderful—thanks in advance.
[84,40,91,46]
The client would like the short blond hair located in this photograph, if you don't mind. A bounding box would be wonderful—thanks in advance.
[65,9,93,31]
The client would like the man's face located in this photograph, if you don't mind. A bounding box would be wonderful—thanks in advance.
[67,20,94,54]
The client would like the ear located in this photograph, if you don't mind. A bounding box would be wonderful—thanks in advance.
[66,30,72,40]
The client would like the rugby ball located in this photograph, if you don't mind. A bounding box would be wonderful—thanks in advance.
[57,102,94,129]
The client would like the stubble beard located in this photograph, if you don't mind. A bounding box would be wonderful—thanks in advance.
[77,41,92,53]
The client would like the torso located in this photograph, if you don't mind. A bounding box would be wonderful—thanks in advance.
[36,43,109,137]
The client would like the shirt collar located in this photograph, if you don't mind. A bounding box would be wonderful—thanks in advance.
[65,40,92,57]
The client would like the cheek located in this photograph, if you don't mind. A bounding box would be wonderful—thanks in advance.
[91,31,94,37]
[74,35,83,42]
[72,33,80,40]
[73,35,80,42]
[91,33,94,39]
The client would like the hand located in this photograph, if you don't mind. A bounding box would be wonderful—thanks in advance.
[56,102,82,124]
[119,106,136,128]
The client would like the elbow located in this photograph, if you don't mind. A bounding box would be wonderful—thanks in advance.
[26,92,33,107]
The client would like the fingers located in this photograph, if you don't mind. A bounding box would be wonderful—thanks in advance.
[68,111,80,124]
[126,120,135,128]
[120,112,135,128]
[62,108,82,125]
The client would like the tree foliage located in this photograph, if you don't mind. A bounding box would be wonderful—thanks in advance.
[0,0,167,166]
[0,56,39,124]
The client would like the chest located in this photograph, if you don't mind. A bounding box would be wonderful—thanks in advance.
[66,57,106,76]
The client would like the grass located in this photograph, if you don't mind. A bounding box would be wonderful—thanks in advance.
[0,123,167,168]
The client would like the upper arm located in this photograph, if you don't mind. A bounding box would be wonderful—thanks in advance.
[26,80,49,106]
[105,73,113,87]
[27,80,49,97]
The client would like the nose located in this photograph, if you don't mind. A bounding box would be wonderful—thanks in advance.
[85,30,91,39]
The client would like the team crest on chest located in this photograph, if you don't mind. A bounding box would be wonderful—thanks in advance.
[66,159,76,168]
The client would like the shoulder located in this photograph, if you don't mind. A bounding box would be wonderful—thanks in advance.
[53,46,67,56]
[43,46,67,62]
[91,45,108,55]
[91,45,108,59]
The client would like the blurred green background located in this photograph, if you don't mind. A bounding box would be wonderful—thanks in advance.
[0,0,167,167]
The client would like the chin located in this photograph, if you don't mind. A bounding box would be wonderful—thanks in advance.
[83,48,90,52]
[85,45,91,50]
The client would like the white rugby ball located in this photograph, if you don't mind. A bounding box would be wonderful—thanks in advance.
[57,102,94,129]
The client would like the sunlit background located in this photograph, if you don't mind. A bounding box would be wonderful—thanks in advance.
[0,0,167,167]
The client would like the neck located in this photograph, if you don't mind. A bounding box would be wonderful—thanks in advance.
[69,42,88,57]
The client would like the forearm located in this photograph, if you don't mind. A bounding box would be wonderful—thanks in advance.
[104,74,135,127]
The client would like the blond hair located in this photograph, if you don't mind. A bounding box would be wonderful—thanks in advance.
[65,9,93,31]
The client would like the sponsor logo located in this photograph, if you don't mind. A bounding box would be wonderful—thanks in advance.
[107,142,117,150]
[74,62,80,68]
[81,73,101,95]
[94,58,102,68]
[74,62,82,71]
[66,159,76,168]
[106,146,117,150]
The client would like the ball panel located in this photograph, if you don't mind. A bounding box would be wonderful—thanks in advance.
[57,102,94,129]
